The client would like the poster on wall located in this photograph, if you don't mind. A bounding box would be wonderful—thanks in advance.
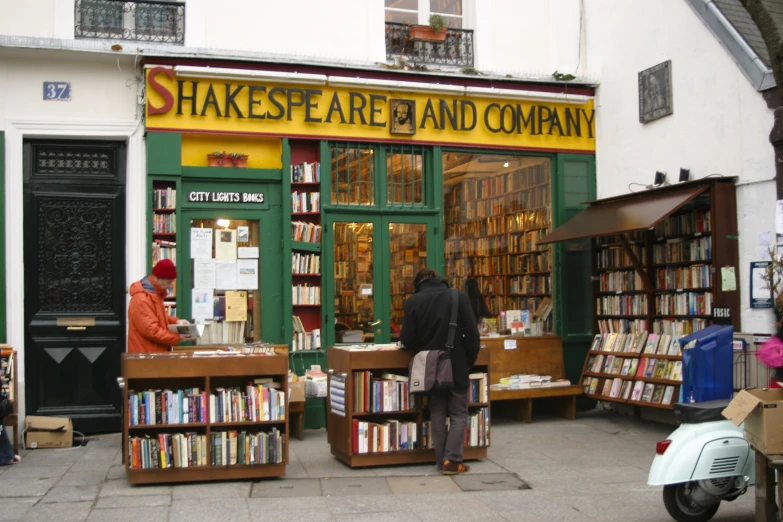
[225,290,248,322]
[237,259,259,289]
[216,229,237,259]
[191,228,213,259]
[215,260,238,290]
[192,288,214,323]
[194,259,216,289]
[751,261,774,308]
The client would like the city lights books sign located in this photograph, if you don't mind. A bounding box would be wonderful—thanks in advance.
[145,67,596,152]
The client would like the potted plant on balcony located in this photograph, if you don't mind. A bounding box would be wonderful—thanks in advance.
[207,151,248,168]
[409,14,448,43]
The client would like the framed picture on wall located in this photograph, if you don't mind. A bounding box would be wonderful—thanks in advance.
[638,60,673,123]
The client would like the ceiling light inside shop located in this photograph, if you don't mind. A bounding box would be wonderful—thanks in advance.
[217,219,231,228]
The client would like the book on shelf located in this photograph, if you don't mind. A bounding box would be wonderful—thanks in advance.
[352,371,413,413]
[292,252,320,275]
[198,321,246,345]
[651,385,665,404]
[469,373,488,403]
[352,418,429,454]
[631,381,644,401]
[643,334,660,354]
[209,385,286,423]
[153,187,176,209]
[292,221,321,243]
[608,378,622,398]
[292,191,320,213]
[1,351,13,402]
[128,432,207,470]
[588,378,600,395]
[128,388,206,425]
[291,161,320,183]
[621,381,633,400]
[210,429,284,466]
[292,284,321,305]
[292,315,321,351]
[662,385,676,405]
[641,383,655,402]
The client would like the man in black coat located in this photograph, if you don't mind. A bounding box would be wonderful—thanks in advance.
[400,268,481,474]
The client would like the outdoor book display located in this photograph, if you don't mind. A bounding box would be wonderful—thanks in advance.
[122,346,289,484]
[579,178,739,411]
[326,345,490,468]
[0,347,17,452]
[581,332,683,410]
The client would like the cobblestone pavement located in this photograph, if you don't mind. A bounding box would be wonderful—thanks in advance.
[0,412,755,521]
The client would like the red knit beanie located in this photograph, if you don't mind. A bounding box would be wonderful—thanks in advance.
[152,259,177,280]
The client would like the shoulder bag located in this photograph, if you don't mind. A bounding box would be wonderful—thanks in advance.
[409,289,459,394]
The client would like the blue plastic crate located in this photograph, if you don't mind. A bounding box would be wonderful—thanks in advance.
[680,324,734,403]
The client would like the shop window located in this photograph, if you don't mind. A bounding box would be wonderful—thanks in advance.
[189,218,262,345]
[330,144,375,206]
[443,152,553,334]
[386,146,424,207]
[385,0,464,28]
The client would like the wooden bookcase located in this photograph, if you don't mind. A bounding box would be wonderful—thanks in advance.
[326,346,490,468]
[122,349,289,484]
[583,178,738,410]
[289,140,322,339]
[151,179,178,315]
[442,158,553,333]
[580,333,683,409]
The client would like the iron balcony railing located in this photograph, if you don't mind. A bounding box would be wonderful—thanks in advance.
[75,0,185,44]
[385,22,474,68]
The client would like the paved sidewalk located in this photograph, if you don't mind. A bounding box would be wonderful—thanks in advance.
[0,412,756,522]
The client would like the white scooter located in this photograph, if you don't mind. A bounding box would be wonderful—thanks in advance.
[648,399,754,522]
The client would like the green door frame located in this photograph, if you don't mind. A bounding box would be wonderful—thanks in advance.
[322,212,439,347]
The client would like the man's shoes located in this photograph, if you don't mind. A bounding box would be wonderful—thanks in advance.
[0,454,20,465]
[440,459,469,475]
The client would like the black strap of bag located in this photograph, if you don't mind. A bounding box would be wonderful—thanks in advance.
[445,288,459,352]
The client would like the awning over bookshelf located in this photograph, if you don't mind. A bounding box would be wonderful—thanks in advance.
[539,184,708,244]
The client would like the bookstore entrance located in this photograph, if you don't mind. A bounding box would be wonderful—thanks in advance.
[322,213,438,347]
[22,140,126,433]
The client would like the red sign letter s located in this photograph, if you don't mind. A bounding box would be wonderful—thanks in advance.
[147,67,174,115]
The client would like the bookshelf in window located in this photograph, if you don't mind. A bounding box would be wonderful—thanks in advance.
[122,348,289,484]
[443,157,553,334]
[289,140,322,351]
[326,345,490,468]
[582,178,738,410]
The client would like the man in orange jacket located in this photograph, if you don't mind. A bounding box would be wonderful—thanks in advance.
[128,259,191,353]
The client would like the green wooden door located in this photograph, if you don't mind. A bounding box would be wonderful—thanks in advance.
[322,213,438,347]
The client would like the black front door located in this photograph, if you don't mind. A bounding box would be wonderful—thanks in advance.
[23,141,126,434]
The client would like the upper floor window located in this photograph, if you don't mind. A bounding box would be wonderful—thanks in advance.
[385,0,464,28]
[75,0,185,44]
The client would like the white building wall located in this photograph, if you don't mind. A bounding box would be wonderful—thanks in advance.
[584,0,776,334]
[0,0,56,39]
[201,0,386,63]
[0,51,144,435]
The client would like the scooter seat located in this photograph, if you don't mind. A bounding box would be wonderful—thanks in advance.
[674,399,732,424]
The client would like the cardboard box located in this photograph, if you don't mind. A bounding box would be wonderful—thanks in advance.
[25,415,73,449]
[288,380,305,403]
[722,388,783,454]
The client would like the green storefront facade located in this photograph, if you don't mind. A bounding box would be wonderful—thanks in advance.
[143,61,598,422]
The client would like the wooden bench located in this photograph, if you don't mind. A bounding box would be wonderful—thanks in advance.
[485,336,582,423]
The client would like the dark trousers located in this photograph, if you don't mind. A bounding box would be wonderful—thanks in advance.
[430,387,468,467]
[0,421,13,463]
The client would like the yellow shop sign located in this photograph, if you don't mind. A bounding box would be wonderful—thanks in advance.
[146,67,595,152]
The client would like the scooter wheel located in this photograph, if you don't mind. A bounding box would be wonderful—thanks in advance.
[663,483,721,522]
